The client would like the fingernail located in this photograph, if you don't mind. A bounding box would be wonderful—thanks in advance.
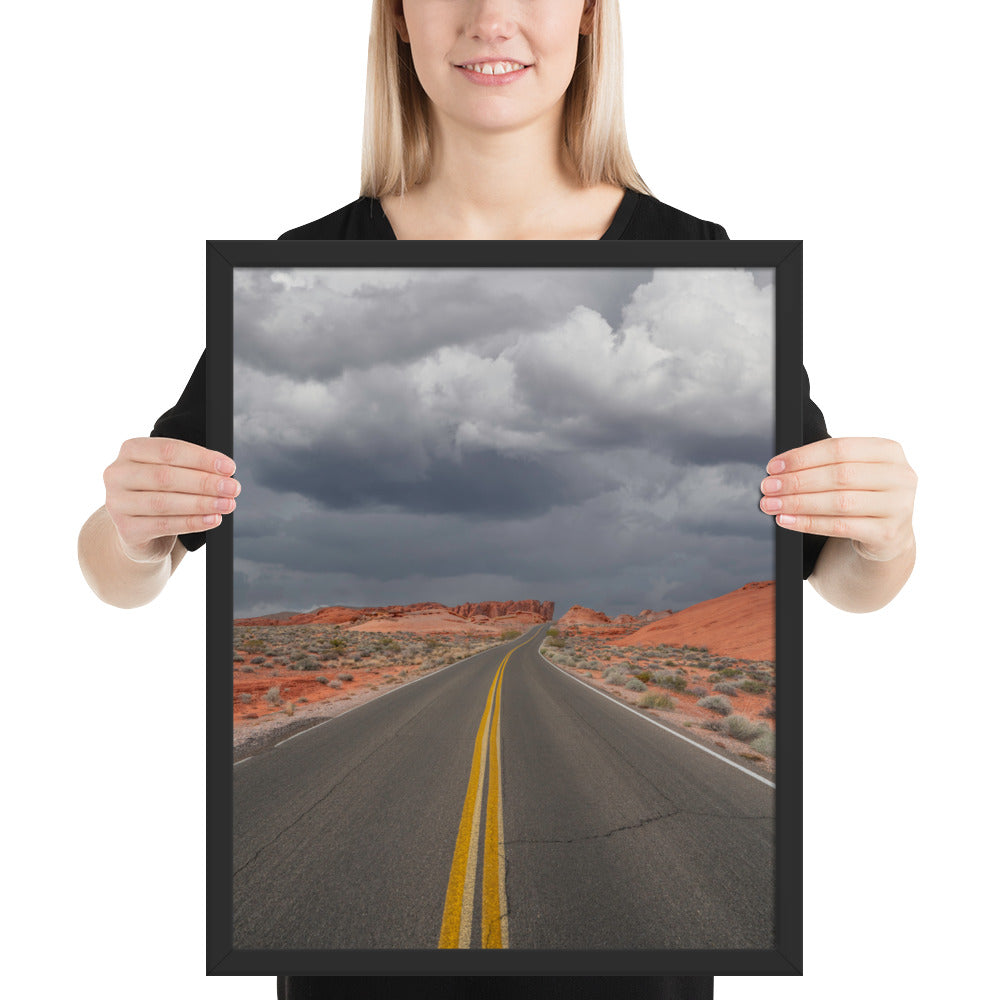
[203,514,221,526]
[762,478,782,493]
[777,514,796,526]
[219,479,238,496]
[767,459,785,474]
[216,458,236,475]
[761,497,782,512]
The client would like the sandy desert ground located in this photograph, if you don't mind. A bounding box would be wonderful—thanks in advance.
[232,584,776,773]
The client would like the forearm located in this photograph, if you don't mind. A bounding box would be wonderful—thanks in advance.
[807,533,916,613]
[78,506,186,609]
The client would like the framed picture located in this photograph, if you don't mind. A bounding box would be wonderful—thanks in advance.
[206,240,804,976]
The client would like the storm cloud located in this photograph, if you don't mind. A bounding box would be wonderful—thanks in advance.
[232,267,774,619]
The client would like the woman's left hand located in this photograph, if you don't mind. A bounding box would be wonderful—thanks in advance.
[759,437,917,562]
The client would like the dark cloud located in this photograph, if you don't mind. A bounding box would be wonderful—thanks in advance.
[250,445,612,517]
[231,268,775,618]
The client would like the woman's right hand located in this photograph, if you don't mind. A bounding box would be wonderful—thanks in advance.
[103,437,241,562]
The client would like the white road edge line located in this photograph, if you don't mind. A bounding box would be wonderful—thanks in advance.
[239,624,550,760]
[538,645,776,789]
[274,718,333,748]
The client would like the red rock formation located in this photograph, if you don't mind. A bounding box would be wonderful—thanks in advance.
[557,605,612,627]
[449,599,554,621]
[609,581,775,662]
[235,598,554,629]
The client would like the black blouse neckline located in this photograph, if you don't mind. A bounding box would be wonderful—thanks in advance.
[372,187,640,241]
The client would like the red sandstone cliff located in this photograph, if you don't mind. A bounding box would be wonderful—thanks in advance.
[610,581,775,661]
[235,598,553,629]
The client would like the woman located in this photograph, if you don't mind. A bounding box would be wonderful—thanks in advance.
[78,2,917,998]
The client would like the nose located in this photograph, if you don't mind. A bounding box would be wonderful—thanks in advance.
[464,0,517,43]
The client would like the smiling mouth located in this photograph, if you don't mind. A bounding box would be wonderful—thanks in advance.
[456,61,530,76]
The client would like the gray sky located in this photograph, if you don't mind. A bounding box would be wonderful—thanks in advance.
[232,267,775,620]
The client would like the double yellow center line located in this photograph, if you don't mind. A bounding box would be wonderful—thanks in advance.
[438,631,538,949]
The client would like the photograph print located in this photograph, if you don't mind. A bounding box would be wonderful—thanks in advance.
[211,241,801,975]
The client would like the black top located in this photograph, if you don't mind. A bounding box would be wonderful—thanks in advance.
[277,188,726,242]
[151,191,829,1000]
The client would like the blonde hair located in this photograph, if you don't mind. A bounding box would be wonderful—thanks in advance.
[360,0,652,199]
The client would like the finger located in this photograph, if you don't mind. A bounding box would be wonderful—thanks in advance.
[113,490,238,518]
[772,512,885,545]
[760,490,894,519]
[761,462,912,497]
[767,437,905,476]
[120,437,236,477]
[111,461,242,499]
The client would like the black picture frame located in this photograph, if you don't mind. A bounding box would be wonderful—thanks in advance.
[206,240,804,976]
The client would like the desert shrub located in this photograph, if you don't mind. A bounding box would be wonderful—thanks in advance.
[315,676,328,684]
[659,674,688,693]
[651,670,672,685]
[739,679,769,695]
[233,655,245,663]
[328,678,343,689]
[242,639,265,653]
[697,695,733,716]
[264,687,282,706]
[759,705,775,719]
[725,715,770,742]
[714,682,740,696]
[635,670,652,683]
[750,731,776,757]
[337,672,354,682]
[690,685,708,698]
[501,629,521,640]
[639,692,674,709]
[239,665,255,673]
[250,656,265,665]
[604,670,627,686]
[239,692,252,704]
[625,677,647,692]
[700,719,725,732]
[290,651,307,662]
[298,657,322,671]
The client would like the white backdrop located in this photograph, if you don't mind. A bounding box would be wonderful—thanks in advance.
[5,3,995,999]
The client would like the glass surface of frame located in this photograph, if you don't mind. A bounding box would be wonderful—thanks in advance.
[206,240,804,976]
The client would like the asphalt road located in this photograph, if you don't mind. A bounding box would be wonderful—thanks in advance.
[232,623,774,950]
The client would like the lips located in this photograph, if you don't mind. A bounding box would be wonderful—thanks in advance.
[456,58,531,69]
[454,62,531,86]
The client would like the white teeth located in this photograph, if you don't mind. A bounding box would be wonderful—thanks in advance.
[463,61,525,75]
